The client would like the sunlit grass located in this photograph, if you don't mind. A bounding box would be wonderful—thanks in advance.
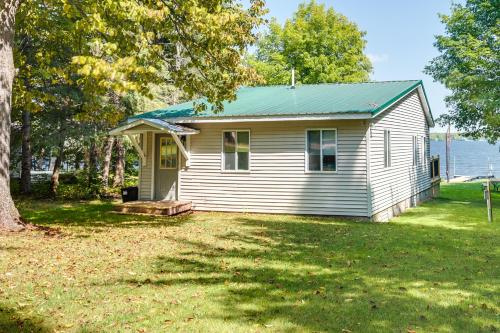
[0,183,498,332]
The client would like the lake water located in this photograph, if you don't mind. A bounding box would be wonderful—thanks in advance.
[430,140,500,178]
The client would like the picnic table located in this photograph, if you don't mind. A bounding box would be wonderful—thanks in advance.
[492,179,500,192]
[483,179,500,192]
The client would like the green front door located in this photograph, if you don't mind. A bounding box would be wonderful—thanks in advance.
[155,134,178,200]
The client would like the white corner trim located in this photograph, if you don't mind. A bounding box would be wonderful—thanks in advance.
[365,121,373,218]
[151,133,155,200]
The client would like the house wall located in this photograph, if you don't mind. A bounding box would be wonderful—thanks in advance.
[178,120,369,216]
[138,132,153,200]
[369,90,432,221]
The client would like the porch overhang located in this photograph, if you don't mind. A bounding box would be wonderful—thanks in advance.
[109,118,198,166]
[109,118,199,136]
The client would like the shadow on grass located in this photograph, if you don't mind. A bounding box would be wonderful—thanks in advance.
[16,200,194,230]
[0,303,99,333]
[0,305,53,333]
[14,184,500,331]
[116,185,498,331]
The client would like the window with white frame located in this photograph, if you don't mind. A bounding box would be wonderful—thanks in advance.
[423,136,428,164]
[306,129,337,172]
[384,129,391,168]
[412,136,418,166]
[160,137,177,169]
[222,130,250,171]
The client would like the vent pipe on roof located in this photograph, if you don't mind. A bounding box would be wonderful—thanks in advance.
[291,68,295,89]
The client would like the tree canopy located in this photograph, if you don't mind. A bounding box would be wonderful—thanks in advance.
[1,0,266,230]
[425,0,499,143]
[249,0,372,85]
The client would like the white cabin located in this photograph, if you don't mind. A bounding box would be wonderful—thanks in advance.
[111,81,439,221]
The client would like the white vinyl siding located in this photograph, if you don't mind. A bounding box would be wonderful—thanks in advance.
[179,120,368,216]
[369,90,431,219]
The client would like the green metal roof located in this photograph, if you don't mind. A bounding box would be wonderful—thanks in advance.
[132,80,431,121]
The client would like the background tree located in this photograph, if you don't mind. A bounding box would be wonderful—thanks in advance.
[249,0,372,85]
[425,0,499,143]
[2,0,266,230]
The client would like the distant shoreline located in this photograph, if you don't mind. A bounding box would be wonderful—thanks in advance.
[430,133,484,142]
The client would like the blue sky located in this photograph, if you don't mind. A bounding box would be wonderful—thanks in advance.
[249,0,462,132]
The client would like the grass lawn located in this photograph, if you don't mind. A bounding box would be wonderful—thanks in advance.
[1,183,499,332]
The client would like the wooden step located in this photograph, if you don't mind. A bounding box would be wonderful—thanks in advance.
[114,200,192,216]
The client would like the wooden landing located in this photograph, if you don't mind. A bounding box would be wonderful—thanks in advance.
[114,200,192,216]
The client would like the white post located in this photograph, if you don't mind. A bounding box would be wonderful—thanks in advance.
[486,180,493,223]
[291,68,295,88]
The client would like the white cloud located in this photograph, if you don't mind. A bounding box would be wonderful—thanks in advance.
[367,53,389,64]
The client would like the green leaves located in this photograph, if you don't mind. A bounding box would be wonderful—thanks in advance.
[249,1,372,85]
[425,0,499,143]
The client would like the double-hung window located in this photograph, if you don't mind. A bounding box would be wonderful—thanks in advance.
[222,130,250,171]
[384,130,391,168]
[306,129,337,172]
[423,136,428,164]
[412,136,418,166]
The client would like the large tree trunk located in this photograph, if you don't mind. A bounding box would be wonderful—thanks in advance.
[88,138,99,196]
[20,109,31,194]
[101,135,114,189]
[113,137,125,188]
[49,138,64,197]
[0,0,24,231]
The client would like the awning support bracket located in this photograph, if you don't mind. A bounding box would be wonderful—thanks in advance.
[170,133,190,166]
[127,134,146,166]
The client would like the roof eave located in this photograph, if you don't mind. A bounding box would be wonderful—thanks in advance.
[109,118,200,136]
[169,112,373,124]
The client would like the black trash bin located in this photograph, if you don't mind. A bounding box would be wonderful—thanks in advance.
[121,186,138,203]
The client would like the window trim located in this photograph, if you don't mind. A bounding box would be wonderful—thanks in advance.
[304,128,338,173]
[384,129,392,168]
[221,129,251,173]
[412,135,418,167]
[159,136,178,170]
[422,135,427,165]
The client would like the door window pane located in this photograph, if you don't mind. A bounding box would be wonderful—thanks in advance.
[160,137,177,169]
[307,130,321,171]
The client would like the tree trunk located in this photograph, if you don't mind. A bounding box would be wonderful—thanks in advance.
[50,136,64,197]
[88,138,99,196]
[20,109,31,194]
[113,137,125,188]
[0,0,24,231]
[74,150,82,170]
[101,136,114,189]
